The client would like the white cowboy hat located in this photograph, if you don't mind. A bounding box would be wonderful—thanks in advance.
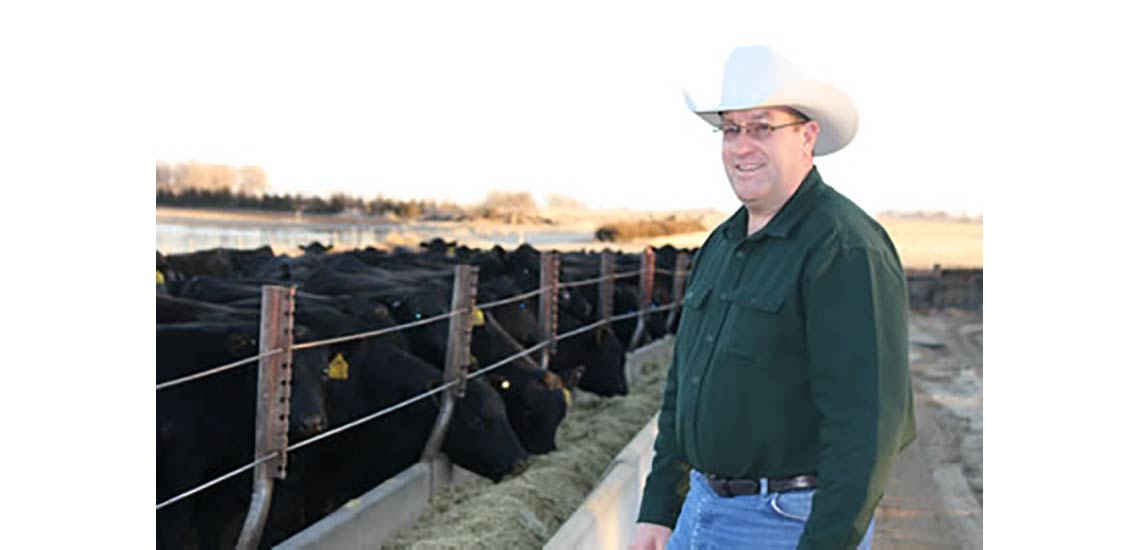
[684,44,858,156]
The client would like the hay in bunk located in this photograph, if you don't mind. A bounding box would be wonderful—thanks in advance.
[383,341,673,550]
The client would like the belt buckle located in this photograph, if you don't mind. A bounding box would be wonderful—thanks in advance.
[727,478,759,497]
[705,473,759,497]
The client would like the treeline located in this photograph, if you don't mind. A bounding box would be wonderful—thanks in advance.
[155,188,441,217]
[157,161,270,195]
[156,160,468,218]
[157,160,556,223]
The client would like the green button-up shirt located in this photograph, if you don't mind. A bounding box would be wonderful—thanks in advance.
[638,167,917,550]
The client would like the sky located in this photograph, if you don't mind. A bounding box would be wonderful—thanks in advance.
[154,1,995,216]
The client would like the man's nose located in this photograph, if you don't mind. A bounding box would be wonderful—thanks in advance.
[726,134,758,156]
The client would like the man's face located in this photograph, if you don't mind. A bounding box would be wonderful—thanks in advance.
[720,107,816,210]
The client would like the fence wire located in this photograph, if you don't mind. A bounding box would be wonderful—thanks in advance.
[156,348,286,391]
[156,451,277,511]
[157,254,688,512]
[473,286,548,311]
[292,309,462,352]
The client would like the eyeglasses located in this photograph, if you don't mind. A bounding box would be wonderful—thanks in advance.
[714,119,809,140]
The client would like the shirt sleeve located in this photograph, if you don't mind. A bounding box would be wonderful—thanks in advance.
[797,245,915,550]
[636,350,691,527]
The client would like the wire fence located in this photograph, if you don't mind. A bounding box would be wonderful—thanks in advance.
[156,253,691,518]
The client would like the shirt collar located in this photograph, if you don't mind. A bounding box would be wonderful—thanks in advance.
[722,165,826,242]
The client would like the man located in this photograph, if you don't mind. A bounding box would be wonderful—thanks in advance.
[629,45,916,550]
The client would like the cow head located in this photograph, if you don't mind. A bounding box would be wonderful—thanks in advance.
[443,377,529,482]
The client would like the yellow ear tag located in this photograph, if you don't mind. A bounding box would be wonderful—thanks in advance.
[156,270,166,285]
[562,388,572,408]
[446,246,456,258]
[472,307,485,326]
[328,353,350,380]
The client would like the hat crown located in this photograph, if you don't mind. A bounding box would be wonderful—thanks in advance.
[720,45,805,111]
[684,43,858,156]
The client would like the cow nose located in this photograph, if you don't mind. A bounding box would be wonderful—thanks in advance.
[510,454,530,476]
[297,414,326,436]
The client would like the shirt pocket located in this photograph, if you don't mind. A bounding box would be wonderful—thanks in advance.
[718,285,794,361]
[675,286,712,359]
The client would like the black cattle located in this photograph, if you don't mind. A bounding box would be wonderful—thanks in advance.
[162,245,276,281]
[549,309,629,396]
[156,321,330,550]
[380,283,574,454]
[472,311,577,453]
[156,294,258,324]
[474,273,626,396]
[291,334,529,525]
[505,244,594,321]
[299,241,333,255]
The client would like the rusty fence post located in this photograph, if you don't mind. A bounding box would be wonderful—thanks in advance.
[666,252,690,333]
[538,251,560,370]
[236,285,295,550]
[628,247,656,351]
[422,265,478,468]
[599,250,615,329]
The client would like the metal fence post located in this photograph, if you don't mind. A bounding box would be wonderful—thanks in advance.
[236,285,295,550]
[538,251,560,370]
[932,263,943,310]
[599,250,615,329]
[666,252,690,333]
[421,265,478,467]
[628,247,656,351]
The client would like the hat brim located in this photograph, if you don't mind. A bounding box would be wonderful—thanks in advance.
[685,80,858,156]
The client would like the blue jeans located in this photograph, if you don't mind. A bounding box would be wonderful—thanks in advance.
[665,470,875,550]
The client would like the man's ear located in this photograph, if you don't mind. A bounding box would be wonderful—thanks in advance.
[802,120,820,158]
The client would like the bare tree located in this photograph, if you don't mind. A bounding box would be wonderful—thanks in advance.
[183,162,237,192]
[545,192,586,209]
[237,165,268,195]
[482,190,537,214]
[156,161,173,191]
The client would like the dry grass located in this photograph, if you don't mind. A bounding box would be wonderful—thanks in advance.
[594,218,706,242]
[382,350,671,550]
[876,216,982,269]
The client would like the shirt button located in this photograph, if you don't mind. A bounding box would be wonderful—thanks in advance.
[705,333,714,343]
[690,376,699,385]
[735,250,745,260]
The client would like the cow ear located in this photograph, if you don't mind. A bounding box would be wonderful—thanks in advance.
[540,370,564,391]
[561,365,585,390]
[226,332,257,356]
[293,324,309,341]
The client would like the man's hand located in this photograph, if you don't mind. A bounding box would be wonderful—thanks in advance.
[628,522,672,550]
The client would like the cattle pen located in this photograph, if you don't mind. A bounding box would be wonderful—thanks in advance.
[157,247,691,549]
[157,243,982,550]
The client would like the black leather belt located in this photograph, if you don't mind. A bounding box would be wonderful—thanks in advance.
[703,472,818,498]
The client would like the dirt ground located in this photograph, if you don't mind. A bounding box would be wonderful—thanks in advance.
[874,308,983,550]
